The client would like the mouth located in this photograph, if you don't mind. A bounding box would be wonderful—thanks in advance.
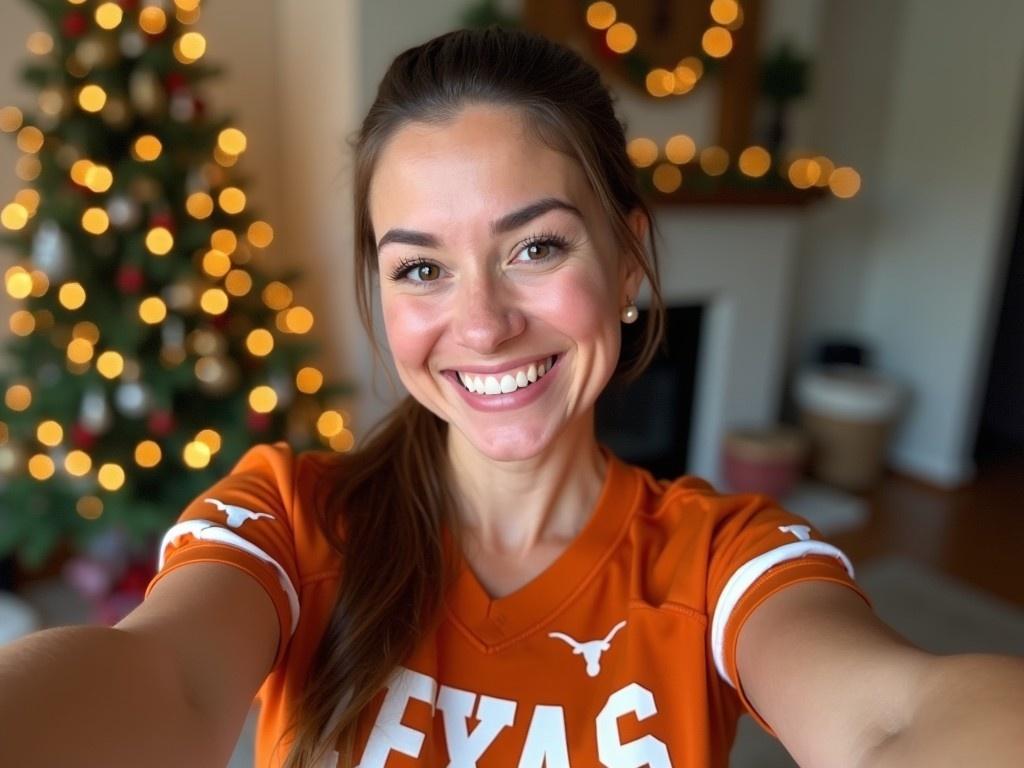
[447,353,563,396]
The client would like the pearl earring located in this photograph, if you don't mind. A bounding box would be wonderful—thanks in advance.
[621,297,638,324]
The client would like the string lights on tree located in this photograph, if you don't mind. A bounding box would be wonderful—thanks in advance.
[0,0,353,581]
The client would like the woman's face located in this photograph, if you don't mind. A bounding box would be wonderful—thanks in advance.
[370,104,645,461]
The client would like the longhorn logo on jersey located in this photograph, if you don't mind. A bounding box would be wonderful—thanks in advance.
[204,497,276,528]
[778,524,812,541]
[548,620,627,677]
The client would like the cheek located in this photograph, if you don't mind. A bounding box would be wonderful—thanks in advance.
[534,268,618,342]
[381,295,443,368]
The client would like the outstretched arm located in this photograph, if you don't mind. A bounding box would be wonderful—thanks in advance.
[862,652,1024,767]
[735,580,1024,767]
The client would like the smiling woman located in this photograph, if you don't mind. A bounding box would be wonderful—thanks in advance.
[4,22,1021,768]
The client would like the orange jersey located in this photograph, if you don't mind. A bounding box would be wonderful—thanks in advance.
[145,441,871,767]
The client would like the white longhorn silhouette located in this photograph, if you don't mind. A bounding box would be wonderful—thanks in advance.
[779,524,812,541]
[548,620,627,677]
[204,498,276,529]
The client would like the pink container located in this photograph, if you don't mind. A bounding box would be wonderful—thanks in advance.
[722,427,807,499]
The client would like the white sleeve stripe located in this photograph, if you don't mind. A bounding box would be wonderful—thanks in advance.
[157,518,300,639]
[711,541,855,689]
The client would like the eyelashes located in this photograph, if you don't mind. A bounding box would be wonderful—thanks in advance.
[386,230,573,284]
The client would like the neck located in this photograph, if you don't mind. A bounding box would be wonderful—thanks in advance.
[446,415,608,558]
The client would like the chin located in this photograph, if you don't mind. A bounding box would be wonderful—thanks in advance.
[457,421,562,463]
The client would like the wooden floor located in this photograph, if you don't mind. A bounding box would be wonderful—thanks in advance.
[830,453,1024,609]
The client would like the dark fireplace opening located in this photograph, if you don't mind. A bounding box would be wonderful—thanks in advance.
[596,305,704,481]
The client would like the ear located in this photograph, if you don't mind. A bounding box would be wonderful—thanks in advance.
[619,207,649,304]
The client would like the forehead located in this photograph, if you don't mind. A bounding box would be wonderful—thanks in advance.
[368,105,592,237]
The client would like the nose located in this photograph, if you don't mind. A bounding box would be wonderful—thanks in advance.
[449,269,526,354]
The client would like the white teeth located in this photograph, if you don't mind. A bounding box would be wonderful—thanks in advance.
[456,354,558,396]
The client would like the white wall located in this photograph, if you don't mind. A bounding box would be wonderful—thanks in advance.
[791,0,1024,487]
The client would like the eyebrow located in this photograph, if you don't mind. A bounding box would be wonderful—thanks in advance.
[375,197,584,251]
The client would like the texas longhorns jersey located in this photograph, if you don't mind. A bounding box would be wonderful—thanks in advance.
[146,441,871,767]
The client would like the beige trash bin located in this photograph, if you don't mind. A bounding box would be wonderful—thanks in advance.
[795,364,907,492]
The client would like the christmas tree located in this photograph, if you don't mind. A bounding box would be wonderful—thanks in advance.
[0,0,354,600]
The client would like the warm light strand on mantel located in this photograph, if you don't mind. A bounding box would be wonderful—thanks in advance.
[627,134,861,199]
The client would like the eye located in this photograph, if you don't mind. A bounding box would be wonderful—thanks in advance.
[514,232,571,264]
[388,258,441,284]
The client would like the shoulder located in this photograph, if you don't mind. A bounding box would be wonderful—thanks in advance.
[625,461,766,535]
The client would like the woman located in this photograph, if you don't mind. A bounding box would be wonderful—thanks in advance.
[2,25,1022,768]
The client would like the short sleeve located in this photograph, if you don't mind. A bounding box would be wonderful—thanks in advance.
[705,493,873,736]
[144,441,301,673]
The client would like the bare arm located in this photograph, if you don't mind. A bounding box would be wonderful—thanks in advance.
[736,579,1024,767]
[0,624,219,768]
[0,561,280,768]
[862,652,1024,767]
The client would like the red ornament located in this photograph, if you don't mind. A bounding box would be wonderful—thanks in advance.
[147,409,175,437]
[193,97,206,118]
[62,11,88,39]
[165,72,188,93]
[210,311,230,330]
[115,264,145,294]
[148,211,175,231]
[71,422,98,451]
[117,0,139,10]
[247,411,271,432]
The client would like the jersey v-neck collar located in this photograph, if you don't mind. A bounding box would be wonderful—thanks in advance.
[443,444,642,652]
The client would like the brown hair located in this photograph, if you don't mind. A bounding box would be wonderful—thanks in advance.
[279,25,667,766]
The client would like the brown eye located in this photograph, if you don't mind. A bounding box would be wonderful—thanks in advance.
[515,234,570,264]
[415,263,439,281]
[524,243,550,260]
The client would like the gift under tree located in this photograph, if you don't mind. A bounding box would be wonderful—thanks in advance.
[0,0,353,622]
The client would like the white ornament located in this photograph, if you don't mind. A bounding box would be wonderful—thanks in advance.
[115,382,151,418]
[169,92,195,123]
[161,315,185,349]
[270,370,295,409]
[107,194,140,229]
[185,166,208,195]
[80,387,113,433]
[119,30,145,59]
[30,220,72,281]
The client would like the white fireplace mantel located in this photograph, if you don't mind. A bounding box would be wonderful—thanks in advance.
[639,208,804,487]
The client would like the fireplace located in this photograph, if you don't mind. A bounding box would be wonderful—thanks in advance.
[602,208,804,487]
[596,305,704,480]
